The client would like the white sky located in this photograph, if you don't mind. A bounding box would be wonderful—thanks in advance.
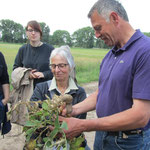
[0,0,150,34]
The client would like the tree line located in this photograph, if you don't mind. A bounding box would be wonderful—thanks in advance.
[0,19,150,49]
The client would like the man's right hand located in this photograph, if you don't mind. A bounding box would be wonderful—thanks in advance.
[61,105,76,117]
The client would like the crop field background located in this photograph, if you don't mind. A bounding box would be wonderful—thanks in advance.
[0,43,108,87]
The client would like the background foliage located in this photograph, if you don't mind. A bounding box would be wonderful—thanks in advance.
[0,19,107,48]
[0,43,108,87]
[1,19,149,49]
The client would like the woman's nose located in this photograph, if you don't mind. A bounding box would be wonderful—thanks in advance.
[55,66,61,72]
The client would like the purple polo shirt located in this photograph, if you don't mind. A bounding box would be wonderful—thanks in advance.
[96,30,150,130]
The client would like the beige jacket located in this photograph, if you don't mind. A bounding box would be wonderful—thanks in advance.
[9,67,33,125]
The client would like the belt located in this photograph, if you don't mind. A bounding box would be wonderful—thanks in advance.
[107,130,143,138]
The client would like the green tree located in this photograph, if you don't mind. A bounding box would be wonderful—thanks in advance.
[95,38,110,49]
[143,32,150,37]
[52,30,72,46]
[13,23,26,43]
[0,19,14,42]
[72,26,94,48]
[0,19,25,43]
[40,22,50,43]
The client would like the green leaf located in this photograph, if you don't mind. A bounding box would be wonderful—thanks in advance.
[45,141,51,147]
[34,110,43,116]
[78,148,85,150]
[70,135,85,149]
[34,120,42,124]
[60,121,68,130]
[36,143,43,148]
[50,127,59,139]
[42,102,49,110]
[43,112,50,117]
[43,137,49,142]
[54,112,60,128]
[26,128,35,135]
[25,120,37,127]
[26,132,33,142]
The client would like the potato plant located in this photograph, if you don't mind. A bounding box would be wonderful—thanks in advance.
[8,94,85,150]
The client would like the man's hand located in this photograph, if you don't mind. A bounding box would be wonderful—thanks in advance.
[61,105,76,117]
[59,116,85,139]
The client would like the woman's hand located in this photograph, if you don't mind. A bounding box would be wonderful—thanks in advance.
[2,84,9,105]
[2,99,7,105]
[33,72,44,79]
[29,69,44,79]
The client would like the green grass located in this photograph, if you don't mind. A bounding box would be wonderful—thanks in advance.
[71,47,108,84]
[0,43,109,86]
[0,43,21,79]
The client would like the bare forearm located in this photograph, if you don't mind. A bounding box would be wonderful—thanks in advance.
[83,110,144,132]
[2,84,10,105]
[62,99,150,139]
[82,99,150,132]
[72,89,98,116]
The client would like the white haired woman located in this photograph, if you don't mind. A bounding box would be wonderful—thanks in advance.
[31,45,90,149]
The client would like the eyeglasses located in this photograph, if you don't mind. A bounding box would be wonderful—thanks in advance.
[50,63,69,70]
[27,29,39,33]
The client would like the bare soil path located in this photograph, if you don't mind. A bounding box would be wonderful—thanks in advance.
[82,81,98,150]
[0,81,98,150]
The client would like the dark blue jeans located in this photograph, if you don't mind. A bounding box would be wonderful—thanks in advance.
[94,129,150,150]
[0,94,5,123]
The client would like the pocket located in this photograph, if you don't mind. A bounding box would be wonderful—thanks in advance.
[115,134,143,150]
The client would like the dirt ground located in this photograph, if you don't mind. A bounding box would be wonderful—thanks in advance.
[0,81,98,150]
[82,81,98,150]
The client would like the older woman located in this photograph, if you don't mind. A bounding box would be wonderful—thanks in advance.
[13,20,54,88]
[30,46,90,149]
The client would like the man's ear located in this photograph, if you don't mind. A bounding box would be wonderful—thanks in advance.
[109,12,119,25]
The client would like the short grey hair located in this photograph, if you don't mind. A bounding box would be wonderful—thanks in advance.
[50,45,76,80]
[88,0,129,22]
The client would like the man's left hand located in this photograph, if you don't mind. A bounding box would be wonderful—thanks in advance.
[59,116,84,139]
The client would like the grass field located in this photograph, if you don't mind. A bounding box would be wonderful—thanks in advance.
[0,43,109,85]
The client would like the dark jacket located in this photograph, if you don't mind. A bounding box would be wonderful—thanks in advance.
[31,80,87,119]
[0,95,11,135]
[0,52,9,95]
[0,52,11,135]
[13,43,54,88]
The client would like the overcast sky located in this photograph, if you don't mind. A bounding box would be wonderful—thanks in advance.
[0,0,150,34]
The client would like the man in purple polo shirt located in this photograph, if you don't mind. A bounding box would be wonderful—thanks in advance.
[60,0,150,149]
